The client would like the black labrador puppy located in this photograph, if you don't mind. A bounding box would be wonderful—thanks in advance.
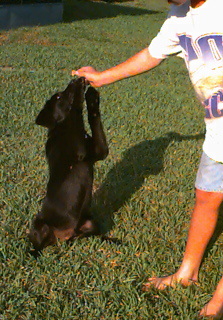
[28,77,108,253]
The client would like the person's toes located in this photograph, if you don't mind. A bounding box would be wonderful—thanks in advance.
[142,276,174,291]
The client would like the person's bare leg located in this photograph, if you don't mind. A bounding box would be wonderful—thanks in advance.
[199,275,223,319]
[143,189,223,290]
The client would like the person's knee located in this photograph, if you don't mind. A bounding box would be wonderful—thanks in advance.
[195,189,223,209]
[195,189,211,203]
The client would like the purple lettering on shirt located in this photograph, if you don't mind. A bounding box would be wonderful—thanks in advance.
[203,90,223,119]
[178,34,223,63]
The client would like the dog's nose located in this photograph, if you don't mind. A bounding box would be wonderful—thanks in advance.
[79,77,86,85]
[70,77,86,87]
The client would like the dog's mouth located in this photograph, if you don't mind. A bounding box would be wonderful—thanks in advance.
[65,77,86,105]
[69,77,86,90]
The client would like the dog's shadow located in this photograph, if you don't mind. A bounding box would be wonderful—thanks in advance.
[93,131,205,234]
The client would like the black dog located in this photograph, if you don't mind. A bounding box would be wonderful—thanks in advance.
[28,77,108,253]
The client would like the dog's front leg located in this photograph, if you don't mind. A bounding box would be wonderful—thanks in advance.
[70,78,88,161]
[85,87,108,161]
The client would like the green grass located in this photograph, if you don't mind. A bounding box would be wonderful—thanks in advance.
[1,0,223,319]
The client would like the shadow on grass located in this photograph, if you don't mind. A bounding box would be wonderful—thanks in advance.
[93,131,205,234]
[63,0,160,22]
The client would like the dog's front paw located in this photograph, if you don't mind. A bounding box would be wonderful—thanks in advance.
[85,87,100,114]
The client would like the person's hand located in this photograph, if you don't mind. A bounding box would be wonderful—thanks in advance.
[71,67,104,87]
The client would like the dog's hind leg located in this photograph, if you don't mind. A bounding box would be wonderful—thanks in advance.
[85,87,109,161]
[74,211,100,237]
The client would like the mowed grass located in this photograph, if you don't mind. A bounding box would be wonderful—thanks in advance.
[1,0,223,319]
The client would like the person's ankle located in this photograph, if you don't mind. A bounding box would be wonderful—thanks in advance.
[175,264,198,284]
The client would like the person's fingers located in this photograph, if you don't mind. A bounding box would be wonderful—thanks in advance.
[71,67,102,87]
[71,69,87,76]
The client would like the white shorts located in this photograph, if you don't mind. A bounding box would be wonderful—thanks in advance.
[195,152,223,193]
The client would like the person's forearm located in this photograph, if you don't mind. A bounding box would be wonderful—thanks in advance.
[73,48,162,87]
[99,48,162,84]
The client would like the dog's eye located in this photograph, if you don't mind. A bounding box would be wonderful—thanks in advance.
[57,95,61,100]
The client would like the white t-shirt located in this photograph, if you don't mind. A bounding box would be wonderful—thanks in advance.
[148,0,223,163]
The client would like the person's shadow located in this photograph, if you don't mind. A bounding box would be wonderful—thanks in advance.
[93,131,205,234]
[63,0,161,22]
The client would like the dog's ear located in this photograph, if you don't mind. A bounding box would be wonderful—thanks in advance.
[35,107,57,129]
[36,93,71,129]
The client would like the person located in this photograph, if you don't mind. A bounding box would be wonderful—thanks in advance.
[72,0,223,318]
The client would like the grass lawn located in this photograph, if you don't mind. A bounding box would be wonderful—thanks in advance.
[1,0,223,319]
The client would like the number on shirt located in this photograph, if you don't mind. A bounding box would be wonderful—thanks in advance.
[178,34,223,63]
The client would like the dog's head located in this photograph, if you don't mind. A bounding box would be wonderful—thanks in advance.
[28,215,57,253]
[36,77,86,129]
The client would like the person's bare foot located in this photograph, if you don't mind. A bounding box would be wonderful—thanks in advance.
[199,276,223,319]
[199,301,223,319]
[142,271,198,291]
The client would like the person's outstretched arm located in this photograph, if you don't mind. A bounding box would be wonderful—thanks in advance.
[72,48,162,87]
